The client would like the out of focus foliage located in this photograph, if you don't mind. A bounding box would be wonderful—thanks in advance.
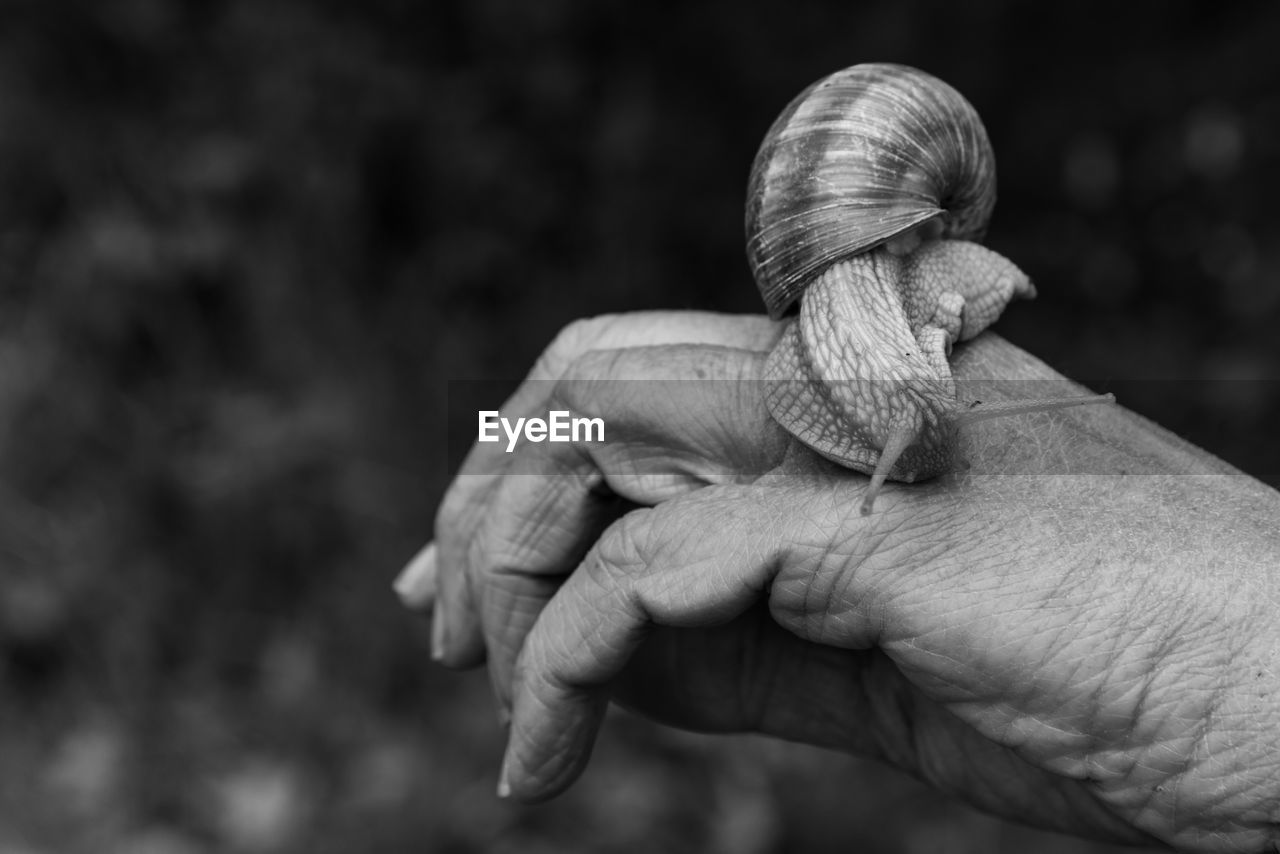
[2,0,1276,851]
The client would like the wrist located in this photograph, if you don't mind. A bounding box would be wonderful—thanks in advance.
[1053,570,1280,852]
[1130,617,1280,852]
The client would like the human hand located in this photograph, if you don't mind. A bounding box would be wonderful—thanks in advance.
[399,312,1280,852]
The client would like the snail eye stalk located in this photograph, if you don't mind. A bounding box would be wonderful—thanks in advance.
[861,427,918,516]
[954,393,1115,427]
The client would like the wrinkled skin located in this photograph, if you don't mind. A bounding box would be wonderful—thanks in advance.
[398,312,1280,853]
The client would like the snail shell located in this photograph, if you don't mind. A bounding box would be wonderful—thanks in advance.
[746,63,996,319]
[745,64,1112,514]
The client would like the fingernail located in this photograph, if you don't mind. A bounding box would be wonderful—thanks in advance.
[393,542,437,607]
[496,753,512,799]
[431,597,447,662]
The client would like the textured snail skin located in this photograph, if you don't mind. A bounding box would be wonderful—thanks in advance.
[746,64,1047,500]
[763,240,1034,480]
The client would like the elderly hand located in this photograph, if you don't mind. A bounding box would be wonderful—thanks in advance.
[398,312,1280,853]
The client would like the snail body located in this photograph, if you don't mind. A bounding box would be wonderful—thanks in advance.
[747,64,1111,512]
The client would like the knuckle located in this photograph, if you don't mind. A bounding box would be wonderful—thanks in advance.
[586,510,653,587]
[559,347,620,382]
[605,510,653,566]
[549,350,613,413]
[536,314,623,380]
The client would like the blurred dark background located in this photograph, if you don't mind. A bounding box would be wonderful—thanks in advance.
[3,0,1277,851]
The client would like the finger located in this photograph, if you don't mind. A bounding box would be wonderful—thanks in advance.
[473,459,627,719]
[430,313,781,668]
[499,486,788,801]
[393,540,450,663]
[555,345,790,494]
[473,345,789,715]
[449,313,779,487]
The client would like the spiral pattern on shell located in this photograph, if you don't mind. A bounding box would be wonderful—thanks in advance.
[746,63,997,319]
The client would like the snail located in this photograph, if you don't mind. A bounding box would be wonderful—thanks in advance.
[746,63,1113,514]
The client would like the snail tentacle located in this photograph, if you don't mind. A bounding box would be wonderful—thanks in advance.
[901,240,1035,340]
